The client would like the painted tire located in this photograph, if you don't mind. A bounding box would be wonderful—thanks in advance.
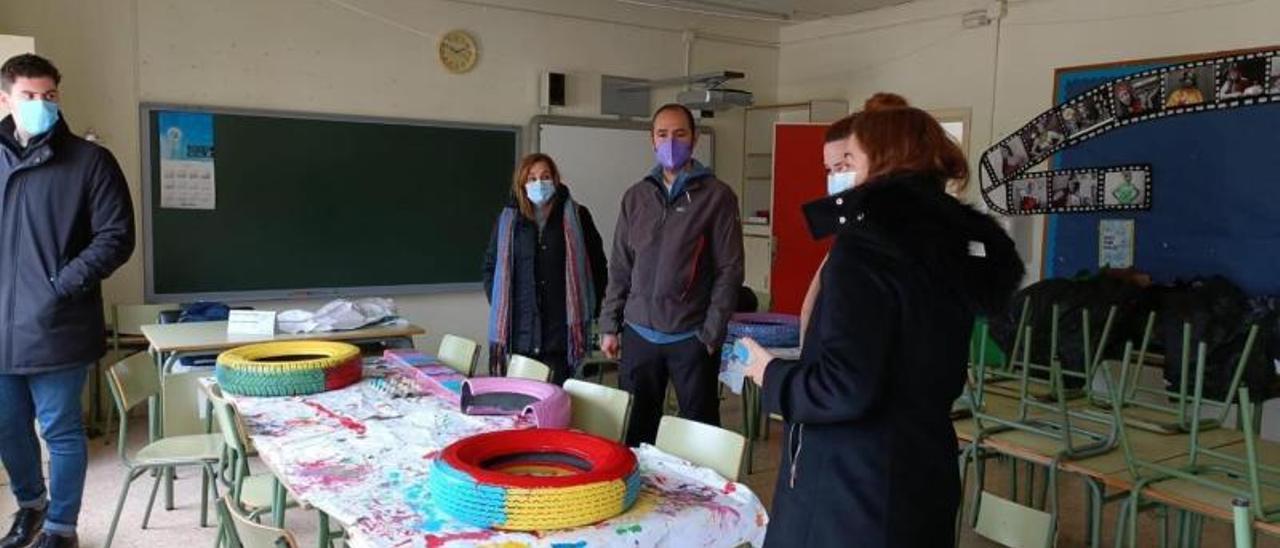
[215,341,363,397]
[429,429,641,531]
[728,312,801,347]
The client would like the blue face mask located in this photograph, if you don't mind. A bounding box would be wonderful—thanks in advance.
[525,179,556,205]
[826,171,856,196]
[15,99,59,136]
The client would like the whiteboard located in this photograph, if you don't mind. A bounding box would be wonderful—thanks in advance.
[534,118,714,248]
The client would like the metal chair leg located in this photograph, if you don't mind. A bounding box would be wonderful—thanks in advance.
[142,469,164,529]
[1234,499,1254,548]
[273,478,288,528]
[104,468,144,548]
[200,467,210,527]
[1084,477,1103,548]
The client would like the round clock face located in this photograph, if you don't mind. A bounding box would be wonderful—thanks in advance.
[438,30,478,74]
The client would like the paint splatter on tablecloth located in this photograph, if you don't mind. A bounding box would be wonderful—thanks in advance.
[223,365,768,547]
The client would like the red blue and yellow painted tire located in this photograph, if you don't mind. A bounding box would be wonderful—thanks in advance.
[429,429,642,530]
[215,341,363,397]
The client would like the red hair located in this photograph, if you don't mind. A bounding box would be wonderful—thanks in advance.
[850,93,968,190]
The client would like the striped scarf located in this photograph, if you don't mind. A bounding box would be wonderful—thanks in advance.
[487,200,596,376]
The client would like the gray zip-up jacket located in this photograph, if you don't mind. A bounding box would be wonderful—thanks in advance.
[598,162,744,348]
[0,116,135,373]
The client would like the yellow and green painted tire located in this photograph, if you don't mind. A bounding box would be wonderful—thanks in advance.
[215,341,363,397]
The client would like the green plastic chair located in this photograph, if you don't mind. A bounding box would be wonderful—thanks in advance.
[207,388,296,522]
[563,379,633,443]
[103,352,223,548]
[1095,317,1259,435]
[655,415,746,482]
[1105,340,1279,548]
[218,494,299,548]
[438,334,480,377]
[506,354,553,383]
[962,302,1123,548]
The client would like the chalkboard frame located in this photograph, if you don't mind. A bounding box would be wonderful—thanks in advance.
[140,103,522,303]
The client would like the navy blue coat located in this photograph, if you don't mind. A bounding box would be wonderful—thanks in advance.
[762,173,1023,547]
[0,116,136,373]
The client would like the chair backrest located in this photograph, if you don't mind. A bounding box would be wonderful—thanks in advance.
[206,387,255,495]
[163,370,216,437]
[563,379,633,443]
[655,415,746,481]
[107,352,161,416]
[219,494,299,548]
[506,355,552,383]
[438,334,480,377]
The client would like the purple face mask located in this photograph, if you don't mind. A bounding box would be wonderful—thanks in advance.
[655,138,694,171]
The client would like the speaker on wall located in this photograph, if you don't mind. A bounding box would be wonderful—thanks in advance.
[542,71,566,107]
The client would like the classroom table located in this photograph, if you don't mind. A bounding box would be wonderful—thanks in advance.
[140,321,426,373]
[217,364,769,548]
[140,321,426,511]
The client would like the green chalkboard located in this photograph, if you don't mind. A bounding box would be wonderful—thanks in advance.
[143,105,519,301]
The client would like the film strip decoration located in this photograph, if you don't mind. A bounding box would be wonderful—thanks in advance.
[980,47,1280,215]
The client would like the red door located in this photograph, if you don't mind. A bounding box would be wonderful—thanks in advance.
[770,123,833,315]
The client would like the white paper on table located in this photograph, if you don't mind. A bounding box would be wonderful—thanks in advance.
[160,159,216,210]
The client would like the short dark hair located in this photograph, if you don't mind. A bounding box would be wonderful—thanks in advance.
[1,54,61,92]
[824,115,854,144]
[651,103,697,134]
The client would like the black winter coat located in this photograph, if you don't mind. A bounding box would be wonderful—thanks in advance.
[483,185,607,365]
[0,116,136,373]
[762,173,1023,547]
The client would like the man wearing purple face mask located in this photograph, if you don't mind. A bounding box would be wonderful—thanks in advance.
[598,103,744,446]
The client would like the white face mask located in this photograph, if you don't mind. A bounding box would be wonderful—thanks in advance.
[826,171,856,196]
[524,178,556,205]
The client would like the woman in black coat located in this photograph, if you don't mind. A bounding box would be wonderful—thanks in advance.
[484,153,608,384]
[742,98,1024,547]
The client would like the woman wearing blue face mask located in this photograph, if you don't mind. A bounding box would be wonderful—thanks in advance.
[483,153,608,384]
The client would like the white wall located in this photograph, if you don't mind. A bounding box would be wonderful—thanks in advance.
[0,0,779,355]
[778,0,1280,281]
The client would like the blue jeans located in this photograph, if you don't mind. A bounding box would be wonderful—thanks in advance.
[0,364,89,535]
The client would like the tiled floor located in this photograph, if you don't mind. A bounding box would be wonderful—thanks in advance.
[2,375,1275,547]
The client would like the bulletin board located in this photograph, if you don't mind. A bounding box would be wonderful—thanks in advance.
[1042,47,1280,295]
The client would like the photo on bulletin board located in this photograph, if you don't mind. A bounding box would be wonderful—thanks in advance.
[991,134,1031,179]
[1113,74,1162,118]
[1061,93,1112,138]
[1269,54,1280,93]
[1163,66,1216,108]
[1102,170,1146,207]
[1049,172,1097,209]
[1218,58,1267,99]
[1009,175,1048,213]
[1098,219,1135,269]
[1025,113,1068,158]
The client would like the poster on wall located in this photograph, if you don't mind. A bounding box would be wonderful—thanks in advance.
[1098,219,1135,269]
[979,47,1280,216]
[158,111,217,210]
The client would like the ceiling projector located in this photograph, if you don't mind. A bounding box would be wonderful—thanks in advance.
[677,88,755,111]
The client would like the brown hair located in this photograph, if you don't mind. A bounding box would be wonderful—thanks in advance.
[1,54,61,92]
[850,93,968,190]
[511,153,561,220]
[823,94,910,144]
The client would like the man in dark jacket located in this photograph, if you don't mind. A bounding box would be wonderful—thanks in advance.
[599,103,744,446]
[0,54,136,548]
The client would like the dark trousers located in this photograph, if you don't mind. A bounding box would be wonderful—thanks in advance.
[620,327,720,446]
[530,350,571,386]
